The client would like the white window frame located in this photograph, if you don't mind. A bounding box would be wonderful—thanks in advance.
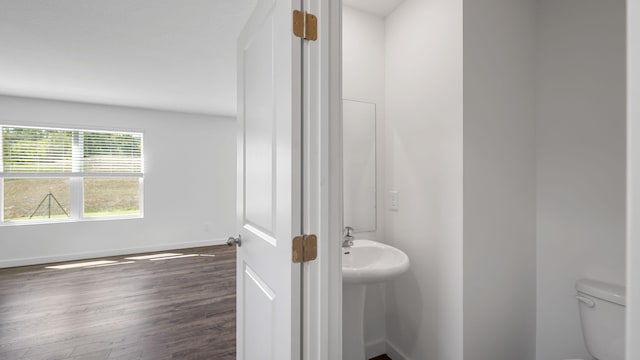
[0,125,144,225]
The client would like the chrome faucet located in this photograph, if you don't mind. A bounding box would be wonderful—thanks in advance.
[343,226,354,248]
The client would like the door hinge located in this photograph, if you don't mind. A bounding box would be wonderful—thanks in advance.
[292,234,318,263]
[293,10,318,41]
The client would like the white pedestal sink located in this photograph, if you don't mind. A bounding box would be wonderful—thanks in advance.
[342,240,410,360]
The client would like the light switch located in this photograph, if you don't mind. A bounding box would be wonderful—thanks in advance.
[389,191,399,211]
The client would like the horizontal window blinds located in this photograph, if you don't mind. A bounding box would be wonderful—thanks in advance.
[81,131,142,173]
[1,126,143,176]
[2,127,72,173]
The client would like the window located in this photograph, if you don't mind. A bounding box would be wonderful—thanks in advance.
[0,125,143,224]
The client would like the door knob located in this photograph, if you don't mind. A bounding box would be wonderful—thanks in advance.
[227,235,242,247]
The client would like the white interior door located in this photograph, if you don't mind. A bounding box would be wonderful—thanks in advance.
[235,0,302,359]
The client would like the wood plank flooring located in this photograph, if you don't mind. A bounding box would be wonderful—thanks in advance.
[369,355,393,360]
[0,245,236,360]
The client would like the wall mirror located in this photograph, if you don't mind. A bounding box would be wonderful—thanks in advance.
[343,99,376,233]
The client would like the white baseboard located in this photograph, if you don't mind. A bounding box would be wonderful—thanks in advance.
[366,339,387,359]
[386,339,410,360]
[0,238,227,268]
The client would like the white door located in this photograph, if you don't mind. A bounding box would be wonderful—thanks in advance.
[235,0,302,359]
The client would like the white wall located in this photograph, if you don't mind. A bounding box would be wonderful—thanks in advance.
[342,6,387,356]
[535,1,627,359]
[628,1,640,358]
[384,0,463,359]
[342,5,386,242]
[0,95,236,267]
[462,1,537,360]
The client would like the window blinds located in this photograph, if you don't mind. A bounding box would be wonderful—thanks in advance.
[1,126,143,177]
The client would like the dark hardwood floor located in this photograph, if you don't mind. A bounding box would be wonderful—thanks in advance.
[370,355,392,360]
[0,245,236,360]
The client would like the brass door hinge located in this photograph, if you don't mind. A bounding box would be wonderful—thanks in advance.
[292,234,318,263]
[293,10,317,41]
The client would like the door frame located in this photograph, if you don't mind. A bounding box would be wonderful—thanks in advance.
[301,0,342,359]
[628,0,640,359]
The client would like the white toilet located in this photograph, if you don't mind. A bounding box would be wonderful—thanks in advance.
[575,278,626,360]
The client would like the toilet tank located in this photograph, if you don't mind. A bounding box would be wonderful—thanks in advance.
[575,279,626,360]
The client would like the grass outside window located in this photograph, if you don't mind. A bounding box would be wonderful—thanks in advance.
[84,178,140,217]
[3,178,70,221]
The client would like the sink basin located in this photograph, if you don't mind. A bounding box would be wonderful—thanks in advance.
[342,239,410,284]
[342,239,410,360]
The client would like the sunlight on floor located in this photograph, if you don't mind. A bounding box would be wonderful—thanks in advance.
[125,253,183,260]
[149,254,199,261]
[46,260,117,269]
[45,252,217,270]
[88,261,135,268]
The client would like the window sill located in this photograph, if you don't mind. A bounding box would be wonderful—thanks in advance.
[0,214,144,227]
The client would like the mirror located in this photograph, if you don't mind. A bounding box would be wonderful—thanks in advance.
[343,99,376,233]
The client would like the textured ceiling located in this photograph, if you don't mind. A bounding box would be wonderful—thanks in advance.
[0,0,257,116]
